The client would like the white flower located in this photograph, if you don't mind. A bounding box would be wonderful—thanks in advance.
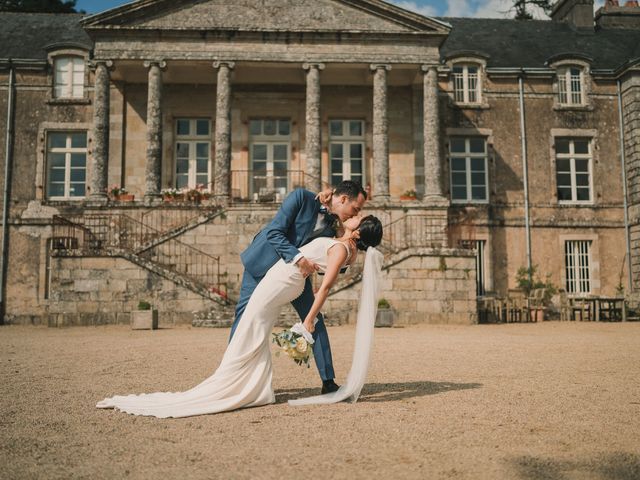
[295,338,308,354]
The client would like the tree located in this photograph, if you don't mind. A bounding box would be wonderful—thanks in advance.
[0,0,82,13]
[510,0,554,20]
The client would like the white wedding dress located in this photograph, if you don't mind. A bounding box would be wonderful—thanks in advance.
[96,237,383,418]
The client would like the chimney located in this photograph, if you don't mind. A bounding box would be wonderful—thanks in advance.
[550,0,595,29]
[596,0,640,28]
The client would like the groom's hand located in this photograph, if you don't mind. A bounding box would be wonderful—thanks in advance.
[296,257,319,278]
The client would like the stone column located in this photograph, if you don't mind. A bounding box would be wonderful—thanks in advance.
[143,60,166,203]
[213,61,235,201]
[89,60,113,202]
[422,65,446,202]
[371,64,391,201]
[303,63,324,191]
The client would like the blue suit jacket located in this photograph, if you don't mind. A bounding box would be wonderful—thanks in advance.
[240,189,331,279]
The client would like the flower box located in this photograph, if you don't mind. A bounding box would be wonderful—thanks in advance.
[116,193,135,202]
[163,193,184,203]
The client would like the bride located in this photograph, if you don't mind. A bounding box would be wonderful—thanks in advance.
[97,215,384,418]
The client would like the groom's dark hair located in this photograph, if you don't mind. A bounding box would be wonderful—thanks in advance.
[334,180,367,200]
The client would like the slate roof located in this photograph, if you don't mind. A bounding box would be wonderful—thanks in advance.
[0,13,91,61]
[0,11,638,72]
[438,17,640,71]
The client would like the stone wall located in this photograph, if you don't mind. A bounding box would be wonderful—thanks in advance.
[326,248,477,325]
[46,256,218,327]
[622,74,640,291]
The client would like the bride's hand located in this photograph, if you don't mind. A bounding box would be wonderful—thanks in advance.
[315,188,334,207]
[303,318,316,334]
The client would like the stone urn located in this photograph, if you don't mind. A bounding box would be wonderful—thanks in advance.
[375,299,395,328]
[131,301,158,330]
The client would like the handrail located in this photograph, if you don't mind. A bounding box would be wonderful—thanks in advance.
[51,212,225,298]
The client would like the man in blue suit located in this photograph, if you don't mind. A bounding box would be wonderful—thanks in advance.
[230,181,367,394]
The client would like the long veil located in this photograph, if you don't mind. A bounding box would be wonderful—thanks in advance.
[289,247,384,406]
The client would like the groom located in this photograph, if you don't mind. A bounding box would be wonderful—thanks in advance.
[230,180,367,394]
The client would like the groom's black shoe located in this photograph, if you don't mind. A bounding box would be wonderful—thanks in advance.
[321,380,340,394]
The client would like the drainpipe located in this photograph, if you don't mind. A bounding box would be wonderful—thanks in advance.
[617,79,633,292]
[0,61,15,324]
[518,72,533,280]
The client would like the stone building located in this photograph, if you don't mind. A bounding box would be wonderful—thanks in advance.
[0,0,639,326]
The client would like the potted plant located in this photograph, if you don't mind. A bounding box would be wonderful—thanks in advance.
[184,185,210,204]
[400,189,417,201]
[109,184,134,202]
[515,265,557,322]
[161,188,182,202]
[131,300,158,330]
[376,298,395,327]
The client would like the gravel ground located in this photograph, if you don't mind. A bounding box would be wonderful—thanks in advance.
[1,322,640,480]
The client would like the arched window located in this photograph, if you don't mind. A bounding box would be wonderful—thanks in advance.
[557,66,584,106]
[452,63,481,104]
[53,56,85,99]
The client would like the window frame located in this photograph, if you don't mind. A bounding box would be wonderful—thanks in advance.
[45,131,88,201]
[248,118,292,197]
[557,65,584,107]
[448,136,489,205]
[328,119,366,187]
[554,137,594,205]
[564,240,592,295]
[549,59,592,111]
[46,48,90,104]
[452,63,481,105]
[174,118,212,190]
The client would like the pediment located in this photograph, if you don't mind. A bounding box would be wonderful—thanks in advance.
[82,0,450,35]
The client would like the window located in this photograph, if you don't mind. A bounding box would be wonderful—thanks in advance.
[565,240,591,295]
[555,138,592,204]
[46,132,87,199]
[249,119,291,196]
[328,120,365,186]
[452,64,480,104]
[449,137,488,203]
[54,57,85,99]
[175,119,211,189]
[557,66,583,106]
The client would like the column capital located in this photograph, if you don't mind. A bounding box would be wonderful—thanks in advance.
[370,64,392,72]
[89,60,114,71]
[212,61,235,70]
[302,62,325,71]
[143,60,167,70]
[420,64,439,73]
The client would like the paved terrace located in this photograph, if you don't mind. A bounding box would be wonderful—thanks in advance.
[2,323,639,479]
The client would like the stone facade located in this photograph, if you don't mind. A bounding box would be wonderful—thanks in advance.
[0,0,639,327]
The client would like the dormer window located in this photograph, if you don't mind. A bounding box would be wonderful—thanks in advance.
[557,66,584,106]
[54,56,85,99]
[452,64,481,104]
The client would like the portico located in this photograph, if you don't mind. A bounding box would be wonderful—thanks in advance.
[81,0,451,206]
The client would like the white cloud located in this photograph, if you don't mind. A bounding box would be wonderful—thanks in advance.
[391,1,438,17]
[392,0,606,20]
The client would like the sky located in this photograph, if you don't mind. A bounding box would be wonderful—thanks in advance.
[77,0,607,19]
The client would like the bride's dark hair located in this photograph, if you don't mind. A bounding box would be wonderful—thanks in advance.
[355,215,383,251]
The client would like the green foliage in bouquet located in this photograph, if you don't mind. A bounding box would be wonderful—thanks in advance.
[272,329,314,367]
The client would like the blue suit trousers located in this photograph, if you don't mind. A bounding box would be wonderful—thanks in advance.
[229,269,335,382]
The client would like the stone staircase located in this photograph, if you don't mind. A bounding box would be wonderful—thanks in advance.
[51,206,232,306]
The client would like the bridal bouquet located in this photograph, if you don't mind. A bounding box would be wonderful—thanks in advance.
[272,323,314,367]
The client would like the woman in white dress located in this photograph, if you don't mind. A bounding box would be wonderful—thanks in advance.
[96,215,383,418]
